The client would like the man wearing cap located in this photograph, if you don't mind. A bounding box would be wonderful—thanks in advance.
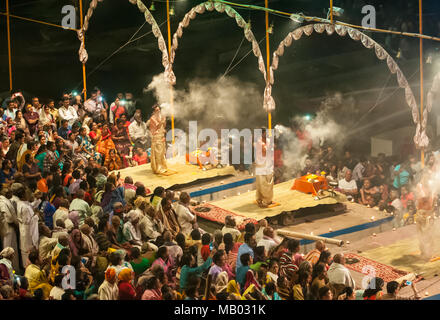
[147,104,168,174]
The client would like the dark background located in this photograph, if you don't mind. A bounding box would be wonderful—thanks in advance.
[1,0,440,151]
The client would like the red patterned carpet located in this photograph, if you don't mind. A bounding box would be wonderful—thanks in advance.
[344,253,408,282]
[192,203,258,230]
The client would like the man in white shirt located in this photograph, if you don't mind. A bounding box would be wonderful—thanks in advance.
[128,113,149,150]
[58,96,79,127]
[4,100,16,120]
[338,169,358,200]
[327,253,356,289]
[175,192,196,236]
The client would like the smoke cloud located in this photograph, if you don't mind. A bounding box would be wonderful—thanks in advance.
[145,73,266,130]
[276,92,358,179]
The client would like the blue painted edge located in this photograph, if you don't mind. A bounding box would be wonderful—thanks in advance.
[189,178,256,198]
[299,216,395,245]
[423,294,440,300]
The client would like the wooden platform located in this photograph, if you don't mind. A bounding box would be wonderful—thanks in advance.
[114,157,236,194]
[208,180,346,221]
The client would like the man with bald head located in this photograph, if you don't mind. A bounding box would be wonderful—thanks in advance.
[257,226,279,253]
[327,253,355,289]
[304,240,327,266]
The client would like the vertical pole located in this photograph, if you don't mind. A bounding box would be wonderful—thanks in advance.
[6,0,13,92]
[330,0,333,23]
[166,0,175,147]
[265,0,271,136]
[79,0,87,100]
[419,0,424,168]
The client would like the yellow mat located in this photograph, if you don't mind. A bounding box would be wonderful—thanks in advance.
[210,180,346,220]
[359,237,440,279]
[113,157,236,193]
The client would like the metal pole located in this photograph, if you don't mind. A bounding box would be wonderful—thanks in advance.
[419,0,424,168]
[330,0,333,24]
[166,0,175,147]
[6,0,12,92]
[79,0,87,100]
[265,0,271,135]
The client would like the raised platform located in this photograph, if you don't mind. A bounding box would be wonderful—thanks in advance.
[204,180,346,222]
[114,157,237,195]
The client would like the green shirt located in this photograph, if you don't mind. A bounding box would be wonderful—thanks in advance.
[130,258,152,276]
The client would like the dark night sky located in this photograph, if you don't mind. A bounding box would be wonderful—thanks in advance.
[1,0,440,149]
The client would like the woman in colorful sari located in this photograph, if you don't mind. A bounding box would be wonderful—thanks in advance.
[141,276,163,300]
[104,149,122,171]
[24,249,53,299]
[118,268,136,300]
[0,247,15,286]
[69,228,87,259]
[111,118,131,157]
[77,127,102,164]
[90,123,115,158]
[34,144,47,172]
[226,279,241,299]
[151,246,175,282]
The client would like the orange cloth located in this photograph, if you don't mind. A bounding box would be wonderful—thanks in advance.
[37,178,48,193]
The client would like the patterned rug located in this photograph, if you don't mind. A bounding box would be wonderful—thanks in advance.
[192,203,258,230]
[344,253,408,282]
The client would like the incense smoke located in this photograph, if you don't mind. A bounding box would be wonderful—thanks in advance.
[275,92,358,179]
[145,73,266,130]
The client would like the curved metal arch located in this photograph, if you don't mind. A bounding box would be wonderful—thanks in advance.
[169,1,267,84]
[269,23,425,148]
[77,0,175,84]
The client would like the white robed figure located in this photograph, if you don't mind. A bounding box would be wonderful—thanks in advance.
[16,195,39,268]
[254,128,276,208]
[147,104,168,174]
[0,189,20,271]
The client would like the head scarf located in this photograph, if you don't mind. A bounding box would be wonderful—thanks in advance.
[127,210,140,223]
[134,196,149,210]
[69,229,83,257]
[214,271,228,293]
[115,249,127,261]
[105,267,117,283]
[68,211,80,228]
[118,268,133,282]
[226,280,241,298]
[0,247,14,259]
[244,270,261,291]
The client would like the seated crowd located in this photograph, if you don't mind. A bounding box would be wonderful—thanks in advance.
[0,90,427,300]
[295,145,439,228]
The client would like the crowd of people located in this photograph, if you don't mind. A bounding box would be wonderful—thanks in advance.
[293,142,439,230]
[0,88,429,301]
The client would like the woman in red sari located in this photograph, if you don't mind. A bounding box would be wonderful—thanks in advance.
[112,119,131,157]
